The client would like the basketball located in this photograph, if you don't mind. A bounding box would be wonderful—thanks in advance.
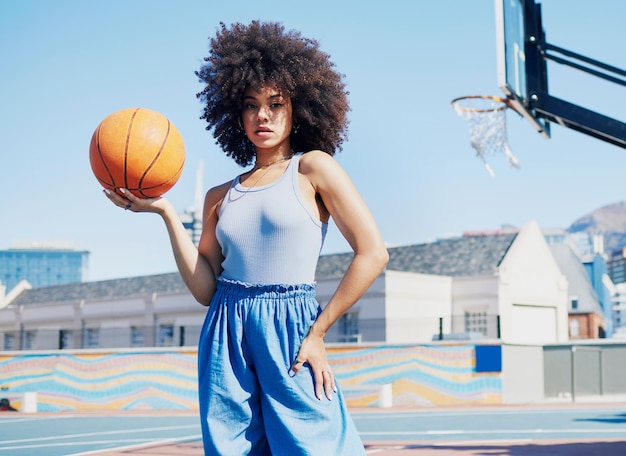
[89,107,185,198]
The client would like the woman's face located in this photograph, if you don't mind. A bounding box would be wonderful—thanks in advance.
[241,85,293,152]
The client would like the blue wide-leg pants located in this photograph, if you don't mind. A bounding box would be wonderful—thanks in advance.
[197,278,365,455]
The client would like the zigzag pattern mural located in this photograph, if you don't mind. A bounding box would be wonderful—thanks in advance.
[0,345,501,411]
[0,351,198,412]
[329,345,501,407]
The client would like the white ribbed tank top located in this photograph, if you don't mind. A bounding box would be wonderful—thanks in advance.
[216,153,328,285]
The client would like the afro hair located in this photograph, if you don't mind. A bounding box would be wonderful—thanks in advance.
[196,21,350,166]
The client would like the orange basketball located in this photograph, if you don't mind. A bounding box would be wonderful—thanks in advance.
[89,108,185,198]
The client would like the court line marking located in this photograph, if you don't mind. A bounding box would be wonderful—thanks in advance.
[0,439,156,452]
[359,428,626,436]
[0,435,202,453]
[69,434,203,456]
[0,415,75,424]
[364,440,536,455]
[0,424,198,445]
[352,407,626,420]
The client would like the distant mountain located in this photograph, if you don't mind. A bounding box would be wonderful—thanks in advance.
[568,201,626,254]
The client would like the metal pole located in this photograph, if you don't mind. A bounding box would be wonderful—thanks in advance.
[599,349,604,396]
[571,346,576,403]
[497,315,501,339]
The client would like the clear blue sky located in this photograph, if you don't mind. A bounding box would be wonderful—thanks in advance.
[1,0,625,282]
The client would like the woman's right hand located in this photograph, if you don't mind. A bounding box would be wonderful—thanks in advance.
[103,188,171,215]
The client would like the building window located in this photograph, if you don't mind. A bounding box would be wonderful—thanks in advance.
[85,328,99,348]
[131,326,145,347]
[24,331,36,350]
[60,330,74,349]
[158,325,174,347]
[571,296,579,310]
[465,311,487,335]
[4,333,15,350]
[338,312,361,342]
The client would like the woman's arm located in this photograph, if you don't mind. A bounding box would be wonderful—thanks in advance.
[289,151,389,399]
[103,185,227,306]
[304,151,388,335]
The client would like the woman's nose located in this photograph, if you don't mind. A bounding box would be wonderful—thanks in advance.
[257,106,270,121]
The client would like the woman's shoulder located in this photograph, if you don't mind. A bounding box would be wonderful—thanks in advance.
[204,179,234,206]
[298,150,351,191]
[298,150,337,173]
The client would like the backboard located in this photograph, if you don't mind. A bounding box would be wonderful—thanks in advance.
[494,0,626,148]
[495,0,550,138]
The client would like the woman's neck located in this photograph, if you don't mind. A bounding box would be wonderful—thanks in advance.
[254,149,294,169]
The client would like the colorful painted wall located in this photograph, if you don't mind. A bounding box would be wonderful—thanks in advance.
[0,350,198,412]
[0,344,502,412]
[332,344,501,407]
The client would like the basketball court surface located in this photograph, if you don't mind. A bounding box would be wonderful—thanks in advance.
[1,403,626,455]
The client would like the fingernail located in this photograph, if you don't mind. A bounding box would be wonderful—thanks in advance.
[119,188,127,194]
[103,189,110,195]
[288,369,296,377]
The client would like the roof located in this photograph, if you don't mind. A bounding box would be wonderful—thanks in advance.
[8,234,518,306]
[316,234,517,279]
[8,273,186,307]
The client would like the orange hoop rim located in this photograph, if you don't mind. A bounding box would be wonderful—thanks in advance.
[450,95,510,113]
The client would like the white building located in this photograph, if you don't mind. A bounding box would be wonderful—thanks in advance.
[319,220,569,345]
[0,220,571,350]
[612,282,626,338]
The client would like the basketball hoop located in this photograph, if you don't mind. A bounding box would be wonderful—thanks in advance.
[451,95,520,178]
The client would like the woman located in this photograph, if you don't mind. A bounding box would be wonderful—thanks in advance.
[105,20,388,455]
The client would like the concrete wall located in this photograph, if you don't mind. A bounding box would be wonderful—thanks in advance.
[451,275,499,336]
[385,271,452,344]
[501,344,544,404]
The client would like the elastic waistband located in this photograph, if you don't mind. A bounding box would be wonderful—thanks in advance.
[216,277,316,297]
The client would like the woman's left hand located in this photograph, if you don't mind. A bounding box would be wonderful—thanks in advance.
[290,331,337,401]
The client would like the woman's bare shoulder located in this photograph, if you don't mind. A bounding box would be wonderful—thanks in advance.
[298,150,337,173]
[204,179,234,206]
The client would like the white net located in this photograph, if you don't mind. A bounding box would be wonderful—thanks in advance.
[452,96,520,178]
